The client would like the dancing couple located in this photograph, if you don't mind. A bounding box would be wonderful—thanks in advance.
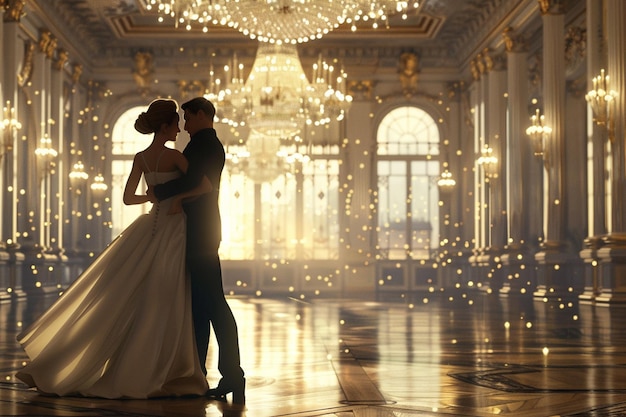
[15,97,246,403]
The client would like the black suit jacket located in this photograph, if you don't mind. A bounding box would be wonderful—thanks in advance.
[154,128,225,257]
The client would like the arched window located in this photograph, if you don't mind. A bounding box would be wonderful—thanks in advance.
[376,106,440,260]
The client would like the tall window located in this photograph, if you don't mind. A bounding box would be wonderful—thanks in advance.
[376,106,440,260]
[219,143,340,260]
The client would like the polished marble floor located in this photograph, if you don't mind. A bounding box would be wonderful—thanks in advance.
[2,289,626,416]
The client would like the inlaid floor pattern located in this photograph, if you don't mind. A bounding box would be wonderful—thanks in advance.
[2,291,626,416]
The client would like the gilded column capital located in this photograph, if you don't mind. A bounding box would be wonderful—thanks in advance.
[54,49,69,71]
[538,0,563,15]
[3,0,25,22]
[476,52,486,75]
[502,27,528,53]
[470,59,480,81]
[72,64,83,85]
[39,30,57,58]
[482,48,494,72]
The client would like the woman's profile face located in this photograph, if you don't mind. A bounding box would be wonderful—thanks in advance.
[165,114,181,141]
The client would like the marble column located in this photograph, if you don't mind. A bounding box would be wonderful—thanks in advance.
[482,49,507,293]
[596,0,626,303]
[534,0,583,299]
[468,57,490,286]
[21,30,59,294]
[500,29,538,296]
[579,0,608,303]
[341,81,376,294]
[2,2,27,298]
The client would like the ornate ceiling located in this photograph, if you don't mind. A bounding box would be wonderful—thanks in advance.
[25,0,527,75]
[18,0,585,88]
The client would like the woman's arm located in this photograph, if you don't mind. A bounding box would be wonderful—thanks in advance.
[123,154,150,205]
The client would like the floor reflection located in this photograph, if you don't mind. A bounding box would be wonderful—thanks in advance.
[3,293,626,416]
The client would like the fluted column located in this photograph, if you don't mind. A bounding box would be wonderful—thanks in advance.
[2,1,28,299]
[596,0,626,303]
[605,0,626,234]
[500,28,538,296]
[483,49,507,293]
[342,81,376,293]
[534,0,583,298]
[467,56,490,285]
[579,0,605,303]
[20,29,59,293]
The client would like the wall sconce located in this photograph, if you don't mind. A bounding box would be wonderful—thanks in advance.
[34,133,58,180]
[69,161,89,195]
[525,108,552,157]
[477,146,498,181]
[437,169,456,193]
[1,100,22,163]
[585,68,617,139]
[90,173,108,198]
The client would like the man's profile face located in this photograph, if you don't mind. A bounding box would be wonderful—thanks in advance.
[183,109,201,136]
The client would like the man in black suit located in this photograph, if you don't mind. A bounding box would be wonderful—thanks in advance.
[152,97,245,404]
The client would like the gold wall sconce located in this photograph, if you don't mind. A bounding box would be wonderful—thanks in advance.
[477,145,498,181]
[525,108,552,158]
[585,69,617,140]
[1,101,22,163]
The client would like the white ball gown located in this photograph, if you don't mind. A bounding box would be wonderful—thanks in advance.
[16,169,208,399]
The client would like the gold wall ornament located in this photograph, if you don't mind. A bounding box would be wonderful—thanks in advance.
[45,36,58,60]
[72,64,83,85]
[3,0,25,22]
[538,0,562,15]
[347,79,373,100]
[54,49,69,71]
[476,52,485,74]
[398,52,419,97]
[38,30,52,54]
[502,27,528,53]
[178,80,206,99]
[17,41,34,87]
[132,51,154,90]
[470,59,480,81]
[482,48,493,72]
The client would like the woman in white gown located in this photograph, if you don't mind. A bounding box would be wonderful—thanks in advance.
[16,99,211,399]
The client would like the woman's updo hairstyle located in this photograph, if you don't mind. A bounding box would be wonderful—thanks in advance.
[134,99,179,134]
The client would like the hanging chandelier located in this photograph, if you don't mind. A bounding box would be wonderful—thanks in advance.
[145,0,420,44]
[213,43,352,139]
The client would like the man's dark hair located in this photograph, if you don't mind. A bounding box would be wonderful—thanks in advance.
[181,97,216,119]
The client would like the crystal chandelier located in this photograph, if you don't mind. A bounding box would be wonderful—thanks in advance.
[146,0,420,44]
[214,43,352,139]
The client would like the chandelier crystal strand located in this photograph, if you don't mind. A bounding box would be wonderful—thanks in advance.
[147,0,419,43]
[225,0,350,44]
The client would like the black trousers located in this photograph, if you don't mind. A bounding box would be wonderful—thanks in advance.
[187,254,244,380]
